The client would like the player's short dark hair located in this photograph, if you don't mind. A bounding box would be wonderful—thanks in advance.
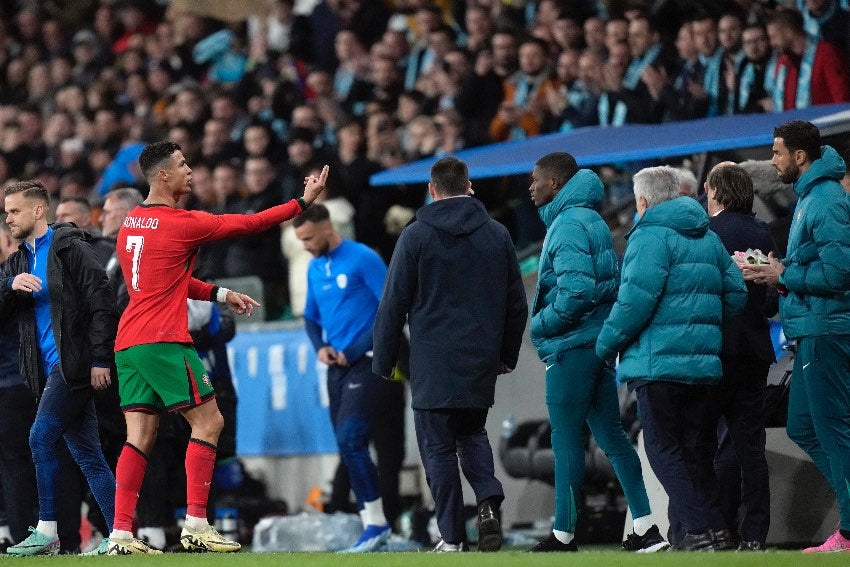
[292,203,330,228]
[707,164,754,213]
[430,156,469,196]
[139,140,181,181]
[774,120,821,162]
[4,179,50,205]
[535,152,579,189]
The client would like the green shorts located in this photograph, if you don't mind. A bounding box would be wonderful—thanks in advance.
[116,343,216,413]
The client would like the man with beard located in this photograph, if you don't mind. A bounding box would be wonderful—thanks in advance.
[1,181,117,557]
[767,7,850,111]
[294,204,394,553]
[744,120,850,553]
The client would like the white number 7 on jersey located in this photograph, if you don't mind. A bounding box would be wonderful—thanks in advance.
[126,235,144,291]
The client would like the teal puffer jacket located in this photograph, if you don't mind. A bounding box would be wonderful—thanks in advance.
[596,197,747,384]
[531,169,619,360]
[779,145,850,340]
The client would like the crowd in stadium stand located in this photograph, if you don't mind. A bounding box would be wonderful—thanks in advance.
[0,0,848,318]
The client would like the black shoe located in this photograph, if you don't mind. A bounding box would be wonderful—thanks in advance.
[622,524,670,552]
[528,533,578,552]
[0,539,12,553]
[670,530,715,551]
[737,540,765,551]
[476,500,502,552]
[712,529,736,551]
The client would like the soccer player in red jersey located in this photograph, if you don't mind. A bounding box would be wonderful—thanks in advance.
[107,140,327,554]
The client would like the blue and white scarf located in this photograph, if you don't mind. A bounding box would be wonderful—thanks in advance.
[772,39,817,112]
[622,43,662,90]
[598,93,627,126]
[700,49,724,116]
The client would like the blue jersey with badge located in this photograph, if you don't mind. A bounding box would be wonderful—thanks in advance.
[304,240,387,353]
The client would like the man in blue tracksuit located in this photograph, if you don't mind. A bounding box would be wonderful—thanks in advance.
[527,152,666,552]
[1,180,117,557]
[295,203,393,553]
[744,120,850,553]
[596,166,747,551]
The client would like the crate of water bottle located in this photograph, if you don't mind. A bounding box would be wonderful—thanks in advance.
[252,511,363,552]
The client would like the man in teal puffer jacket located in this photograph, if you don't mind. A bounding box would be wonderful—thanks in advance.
[596,165,747,551]
[528,152,667,553]
[744,120,850,554]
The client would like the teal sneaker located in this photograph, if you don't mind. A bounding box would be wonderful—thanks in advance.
[81,537,110,556]
[6,527,60,556]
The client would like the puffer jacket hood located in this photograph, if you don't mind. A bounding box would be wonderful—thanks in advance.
[633,196,710,238]
[530,168,619,360]
[538,169,604,228]
[416,196,489,236]
[793,144,846,200]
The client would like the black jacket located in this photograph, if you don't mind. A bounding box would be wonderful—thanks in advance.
[373,197,528,410]
[709,210,779,364]
[0,224,117,396]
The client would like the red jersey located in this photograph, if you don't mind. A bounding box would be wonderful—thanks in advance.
[115,199,303,351]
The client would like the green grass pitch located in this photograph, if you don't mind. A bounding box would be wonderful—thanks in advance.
[1,551,848,566]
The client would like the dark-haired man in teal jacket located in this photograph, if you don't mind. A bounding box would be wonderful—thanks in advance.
[745,119,850,553]
[528,152,667,553]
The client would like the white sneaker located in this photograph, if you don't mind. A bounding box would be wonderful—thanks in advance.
[432,539,469,552]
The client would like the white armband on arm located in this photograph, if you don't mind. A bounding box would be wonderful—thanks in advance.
[216,287,231,303]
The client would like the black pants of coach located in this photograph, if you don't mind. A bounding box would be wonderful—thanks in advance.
[713,355,770,544]
[0,384,38,543]
[413,407,503,545]
[636,381,724,543]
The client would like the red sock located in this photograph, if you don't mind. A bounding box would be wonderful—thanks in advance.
[186,438,217,519]
[114,443,149,532]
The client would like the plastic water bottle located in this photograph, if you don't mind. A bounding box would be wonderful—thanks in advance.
[501,413,516,439]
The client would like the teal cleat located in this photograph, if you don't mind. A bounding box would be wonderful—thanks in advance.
[6,527,60,556]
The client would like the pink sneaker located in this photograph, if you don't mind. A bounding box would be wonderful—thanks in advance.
[802,530,850,553]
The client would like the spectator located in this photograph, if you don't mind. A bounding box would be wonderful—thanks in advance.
[717,11,746,116]
[768,7,850,111]
[734,23,775,114]
[797,0,850,54]
[489,37,556,141]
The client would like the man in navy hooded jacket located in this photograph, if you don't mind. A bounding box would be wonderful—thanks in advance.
[373,156,527,552]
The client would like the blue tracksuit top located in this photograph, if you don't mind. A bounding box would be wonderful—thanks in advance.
[26,226,60,375]
[303,239,387,362]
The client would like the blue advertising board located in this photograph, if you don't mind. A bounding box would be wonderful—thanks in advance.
[228,327,337,456]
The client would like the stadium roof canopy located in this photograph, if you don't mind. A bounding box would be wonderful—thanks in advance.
[369,103,850,187]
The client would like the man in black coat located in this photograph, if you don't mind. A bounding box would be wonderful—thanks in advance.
[1,180,117,556]
[373,157,528,552]
[706,163,779,551]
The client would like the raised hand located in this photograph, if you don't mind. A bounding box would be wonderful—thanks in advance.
[303,165,329,205]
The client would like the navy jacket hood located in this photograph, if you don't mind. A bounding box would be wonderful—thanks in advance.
[415,197,490,236]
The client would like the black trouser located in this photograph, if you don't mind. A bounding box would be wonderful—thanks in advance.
[713,355,770,543]
[413,408,503,544]
[636,382,724,543]
[0,384,38,543]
